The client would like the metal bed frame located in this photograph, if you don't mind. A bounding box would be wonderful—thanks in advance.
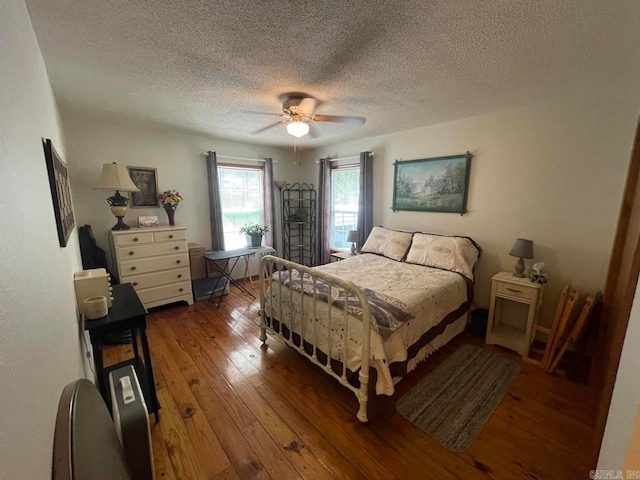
[259,255,373,422]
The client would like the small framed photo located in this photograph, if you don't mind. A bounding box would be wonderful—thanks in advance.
[138,216,159,228]
[392,152,472,214]
[127,166,159,208]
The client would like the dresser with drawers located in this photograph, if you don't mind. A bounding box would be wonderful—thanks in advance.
[110,226,194,309]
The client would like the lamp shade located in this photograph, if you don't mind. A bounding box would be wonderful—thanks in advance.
[96,163,139,192]
[347,230,359,243]
[286,121,309,138]
[274,180,287,189]
[509,238,534,259]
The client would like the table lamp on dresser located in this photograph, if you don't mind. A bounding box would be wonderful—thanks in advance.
[96,163,140,230]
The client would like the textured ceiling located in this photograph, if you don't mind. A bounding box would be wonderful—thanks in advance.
[26,0,640,148]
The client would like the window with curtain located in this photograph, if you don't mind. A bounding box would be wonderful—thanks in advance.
[218,164,264,249]
[330,165,360,250]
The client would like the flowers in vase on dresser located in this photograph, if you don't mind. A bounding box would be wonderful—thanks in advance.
[157,189,183,226]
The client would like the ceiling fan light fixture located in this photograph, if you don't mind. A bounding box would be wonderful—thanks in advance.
[286,121,309,138]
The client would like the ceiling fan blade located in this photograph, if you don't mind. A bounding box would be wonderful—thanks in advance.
[297,97,318,116]
[239,111,286,117]
[252,121,286,134]
[312,115,366,125]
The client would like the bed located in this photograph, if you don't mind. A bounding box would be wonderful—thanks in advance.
[258,227,481,422]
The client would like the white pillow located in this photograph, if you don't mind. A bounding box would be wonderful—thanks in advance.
[361,226,413,261]
[405,233,480,280]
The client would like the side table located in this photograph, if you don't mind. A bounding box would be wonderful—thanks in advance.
[84,283,160,421]
[331,251,360,262]
[203,248,258,308]
[485,271,544,357]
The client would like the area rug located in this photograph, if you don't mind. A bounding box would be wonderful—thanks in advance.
[397,344,520,453]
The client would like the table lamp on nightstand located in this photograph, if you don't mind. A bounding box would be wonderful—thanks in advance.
[347,230,359,255]
[96,162,140,230]
[509,238,534,278]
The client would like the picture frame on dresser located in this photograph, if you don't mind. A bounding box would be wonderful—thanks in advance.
[391,152,472,214]
[127,166,159,208]
[43,138,75,247]
[138,216,159,228]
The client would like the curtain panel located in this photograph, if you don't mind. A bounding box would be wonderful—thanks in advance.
[316,157,332,265]
[264,157,276,249]
[206,151,226,251]
[357,151,374,249]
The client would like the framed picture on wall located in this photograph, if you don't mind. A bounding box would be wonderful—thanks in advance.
[127,166,159,207]
[43,138,76,247]
[391,152,472,214]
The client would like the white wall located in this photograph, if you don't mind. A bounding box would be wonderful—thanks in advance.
[62,111,296,277]
[598,276,640,469]
[301,90,639,321]
[0,1,87,479]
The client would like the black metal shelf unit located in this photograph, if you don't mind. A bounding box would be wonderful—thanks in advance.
[282,183,316,266]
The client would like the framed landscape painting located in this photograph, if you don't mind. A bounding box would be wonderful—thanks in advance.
[127,166,159,207]
[43,138,75,247]
[391,152,472,214]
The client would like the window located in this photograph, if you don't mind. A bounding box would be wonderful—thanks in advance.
[218,165,264,250]
[330,166,360,250]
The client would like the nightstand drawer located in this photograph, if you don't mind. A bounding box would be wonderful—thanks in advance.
[496,282,538,302]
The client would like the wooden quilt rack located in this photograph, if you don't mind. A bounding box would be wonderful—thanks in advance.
[525,285,601,374]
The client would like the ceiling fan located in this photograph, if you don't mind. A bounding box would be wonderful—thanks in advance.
[252,92,366,138]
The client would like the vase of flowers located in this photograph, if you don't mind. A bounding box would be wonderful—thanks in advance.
[157,189,183,226]
[239,222,269,247]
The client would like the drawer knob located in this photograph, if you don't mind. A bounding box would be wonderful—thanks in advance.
[131,266,136,271]
[179,288,184,292]
[133,282,138,286]
[176,260,181,264]
[133,237,139,242]
[169,234,174,239]
[178,274,182,278]
[129,251,134,256]
[506,287,522,293]
[174,246,179,250]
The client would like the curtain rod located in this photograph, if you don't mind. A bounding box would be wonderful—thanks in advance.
[203,153,277,163]
[316,153,374,164]
[330,155,360,162]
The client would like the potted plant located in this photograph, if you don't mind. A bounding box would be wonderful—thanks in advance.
[239,222,269,248]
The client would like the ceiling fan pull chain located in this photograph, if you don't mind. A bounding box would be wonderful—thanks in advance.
[293,138,301,165]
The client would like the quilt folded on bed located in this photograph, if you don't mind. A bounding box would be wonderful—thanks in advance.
[274,269,414,340]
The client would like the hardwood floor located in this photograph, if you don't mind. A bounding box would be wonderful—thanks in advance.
[104,285,597,480]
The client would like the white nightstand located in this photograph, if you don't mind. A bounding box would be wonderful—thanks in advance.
[331,251,360,261]
[485,272,544,357]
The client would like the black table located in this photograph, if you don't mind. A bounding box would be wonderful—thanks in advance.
[203,248,258,308]
[84,283,159,421]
